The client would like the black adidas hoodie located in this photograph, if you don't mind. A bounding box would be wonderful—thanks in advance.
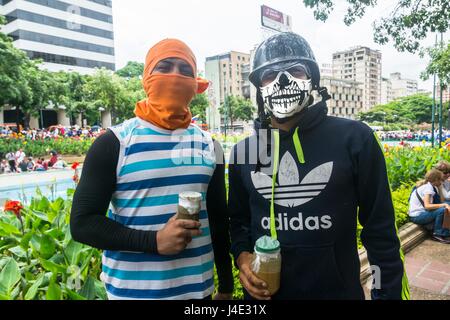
[228,101,409,300]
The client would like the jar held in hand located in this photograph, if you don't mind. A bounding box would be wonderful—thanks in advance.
[252,236,281,296]
[176,191,202,222]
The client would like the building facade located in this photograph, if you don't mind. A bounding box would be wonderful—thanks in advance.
[381,77,394,105]
[332,46,382,111]
[389,72,418,100]
[0,0,115,128]
[380,72,419,104]
[205,51,251,132]
[321,76,363,120]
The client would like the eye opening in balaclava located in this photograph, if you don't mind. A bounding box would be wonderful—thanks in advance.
[258,60,313,122]
[151,57,195,78]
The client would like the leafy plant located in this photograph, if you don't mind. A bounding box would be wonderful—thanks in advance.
[0,189,105,300]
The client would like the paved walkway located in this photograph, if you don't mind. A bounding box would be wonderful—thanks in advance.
[405,238,450,299]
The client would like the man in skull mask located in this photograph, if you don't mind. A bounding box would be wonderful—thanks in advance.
[228,32,409,300]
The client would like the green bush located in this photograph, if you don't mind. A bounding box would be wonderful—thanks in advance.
[385,145,450,190]
[0,137,93,158]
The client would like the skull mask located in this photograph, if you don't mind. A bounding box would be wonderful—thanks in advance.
[260,63,312,120]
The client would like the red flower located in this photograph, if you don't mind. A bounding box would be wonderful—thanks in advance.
[71,162,80,170]
[72,175,79,183]
[4,200,23,218]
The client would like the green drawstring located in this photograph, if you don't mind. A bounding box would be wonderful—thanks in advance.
[293,127,305,164]
[270,130,280,239]
[270,128,305,239]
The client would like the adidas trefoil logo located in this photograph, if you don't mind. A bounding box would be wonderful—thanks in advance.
[251,152,333,208]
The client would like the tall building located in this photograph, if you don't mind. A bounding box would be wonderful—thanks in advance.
[319,63,333,78]
[332,46,382,111]
[380,72,418,104]
[389,72,418,100]
[381,77,394,105]
[205,51,251,132]
[0,0,115,74]
[0,0,115,128]
[321,76,363,120]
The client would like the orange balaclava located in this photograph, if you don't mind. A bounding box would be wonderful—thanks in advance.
[134,39,209,130]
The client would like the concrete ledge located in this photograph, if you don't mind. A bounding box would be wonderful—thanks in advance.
[359,222,429,283]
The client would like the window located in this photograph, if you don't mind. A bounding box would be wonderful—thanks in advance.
[25,50,115,70]
[8,30,114,55]
[8,9,113,39]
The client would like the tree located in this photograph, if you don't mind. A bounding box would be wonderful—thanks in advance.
[219,95,255,128]
[302,0,450,53]
[0,15,31,111]
[421,41,450,87]
[189,93,209,123]
[54,71,89,125]
[116,61,144,79]
[357,94,450,128]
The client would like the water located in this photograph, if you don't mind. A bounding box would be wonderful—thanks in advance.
[0,177,76,206]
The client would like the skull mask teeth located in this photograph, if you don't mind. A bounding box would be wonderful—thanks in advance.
[260,71,312,119]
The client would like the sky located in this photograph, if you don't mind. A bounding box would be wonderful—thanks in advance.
[111,0,448,91]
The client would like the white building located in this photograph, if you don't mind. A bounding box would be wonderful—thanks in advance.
[0,0,115,128]
[389,72,418,100]
[381,77,394,105]
[320,63,333,78]
[332,46,382,111]
[321,76,363,120]
[380,73,419,104]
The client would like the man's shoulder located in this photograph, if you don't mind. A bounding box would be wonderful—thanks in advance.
[324,116,374,138]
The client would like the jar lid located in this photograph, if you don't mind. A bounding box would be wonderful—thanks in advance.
[255,236,280,253]
[179,191,202,201]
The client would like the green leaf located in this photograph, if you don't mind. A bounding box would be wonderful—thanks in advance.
[46,279,62,300]
[31,234,56,259]
[8,246,27,259]
[0,220,21,235]
[31,210,50,222]
[39,259,66,274]
[65,288,87,300]
[65,240,84,265]
[0,258,21,295]
[25,274,45,300]
[0,293,9,300]
[66,189,75,197]
[50,198,65,212]
[94,279,107,300]
[78,276,96,300]
[37,197,51,213]
[20,232,33,250]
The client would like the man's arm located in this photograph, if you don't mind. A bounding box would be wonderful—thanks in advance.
[206,140,234,295]
[70,130,158,253]
[228,145,253,262]
[356,127,409,300]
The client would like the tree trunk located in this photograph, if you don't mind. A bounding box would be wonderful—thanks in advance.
[23,112,31,130]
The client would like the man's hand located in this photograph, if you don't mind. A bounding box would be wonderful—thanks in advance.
[213,292,233,300]
[156,215,202,255]
[237,252,271,300]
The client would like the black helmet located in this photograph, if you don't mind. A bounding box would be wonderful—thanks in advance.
[249,32,320,90]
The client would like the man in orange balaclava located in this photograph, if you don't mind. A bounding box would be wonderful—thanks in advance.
[70,39,234,300]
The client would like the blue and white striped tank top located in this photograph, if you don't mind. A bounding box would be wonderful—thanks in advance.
[102,117,217,300]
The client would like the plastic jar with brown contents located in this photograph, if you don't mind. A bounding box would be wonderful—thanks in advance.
[251,236,281,296]
[176,191,202,221]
